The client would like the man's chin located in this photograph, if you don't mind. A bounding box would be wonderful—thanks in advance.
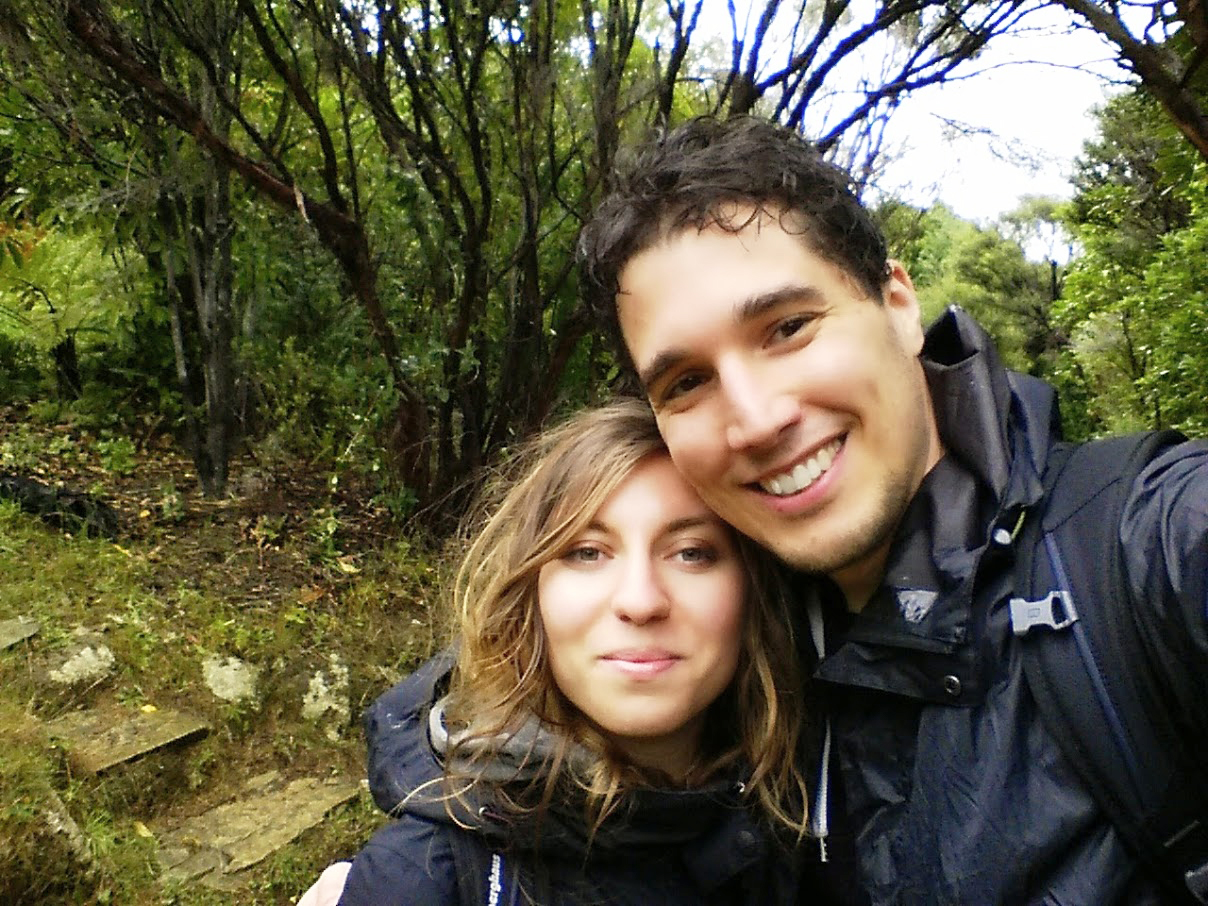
[753,516,896,588]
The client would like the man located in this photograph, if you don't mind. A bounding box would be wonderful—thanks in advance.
[578,116,1208,904]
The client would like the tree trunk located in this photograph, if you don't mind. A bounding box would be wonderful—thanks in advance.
[51,334,81,400]
[160,230,208,489]
[188,78,237,497]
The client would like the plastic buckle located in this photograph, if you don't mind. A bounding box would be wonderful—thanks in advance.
[1009,591,1079,636]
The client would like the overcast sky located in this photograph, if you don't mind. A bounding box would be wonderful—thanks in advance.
[697,4,1131,223]
[873,9,1130,222]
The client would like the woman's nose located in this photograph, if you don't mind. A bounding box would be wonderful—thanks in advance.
[610,556,670,624]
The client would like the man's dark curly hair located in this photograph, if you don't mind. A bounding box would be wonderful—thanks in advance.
[578,116,889,362]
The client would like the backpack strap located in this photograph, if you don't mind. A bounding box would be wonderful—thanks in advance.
[1011,430,1208,904]
[447,828,521,906]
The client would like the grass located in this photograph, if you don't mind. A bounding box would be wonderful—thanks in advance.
[0,413,444,904]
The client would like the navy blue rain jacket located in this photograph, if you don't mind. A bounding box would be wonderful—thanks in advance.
[809,308,1208,904]
[339,654,803,906]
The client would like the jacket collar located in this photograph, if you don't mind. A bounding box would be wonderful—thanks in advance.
[364,650,771,886]
[921,306,1055,509]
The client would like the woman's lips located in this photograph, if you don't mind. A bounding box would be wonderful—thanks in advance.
[600,650,679,677]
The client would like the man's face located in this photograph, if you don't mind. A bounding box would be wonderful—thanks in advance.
[616,213,943,604]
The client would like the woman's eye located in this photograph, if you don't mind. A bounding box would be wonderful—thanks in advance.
[674,545,717,565]
[564,546,602,563]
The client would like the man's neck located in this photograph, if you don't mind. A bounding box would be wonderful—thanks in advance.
[829,443,947,612]
[830,544,891,613]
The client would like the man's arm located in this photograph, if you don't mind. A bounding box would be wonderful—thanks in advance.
[1121,438,1208,717]
[336,816,459,906]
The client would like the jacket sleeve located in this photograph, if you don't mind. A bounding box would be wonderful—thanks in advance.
[1120,437,1208,717]
[338,815,459,906]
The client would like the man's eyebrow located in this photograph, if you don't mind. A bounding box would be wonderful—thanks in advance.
[638,348,688,396]
[734,283,823,323]
[636,283,823,394]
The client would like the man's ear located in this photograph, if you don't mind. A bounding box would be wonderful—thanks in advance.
[883,260,924,355]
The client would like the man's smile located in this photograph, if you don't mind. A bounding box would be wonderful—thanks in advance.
[757,437,844,496]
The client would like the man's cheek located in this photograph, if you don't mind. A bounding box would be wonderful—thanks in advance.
[662,432,709,481]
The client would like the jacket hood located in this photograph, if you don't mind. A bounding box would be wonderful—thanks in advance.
[920,305,1058,507]
[363,651,753,862]
[426,689,591,787]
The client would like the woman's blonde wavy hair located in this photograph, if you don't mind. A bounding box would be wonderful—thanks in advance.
[440,396,810,840]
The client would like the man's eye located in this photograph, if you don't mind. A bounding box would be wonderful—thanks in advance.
[663,372,707,401]
[771,315,811,343]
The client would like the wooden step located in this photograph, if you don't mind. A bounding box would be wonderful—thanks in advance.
[46,706,210,774]
[155,770,362,890]
[0,615,40,650]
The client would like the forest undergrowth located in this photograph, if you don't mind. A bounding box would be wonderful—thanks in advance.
[0,404,444,905]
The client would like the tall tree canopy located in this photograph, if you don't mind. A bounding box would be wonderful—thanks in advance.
[1,0,1042,513]
[1053,0,1208,163]
[1059,88,1208,436]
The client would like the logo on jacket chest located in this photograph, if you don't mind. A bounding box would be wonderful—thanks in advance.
[896,589,939,624]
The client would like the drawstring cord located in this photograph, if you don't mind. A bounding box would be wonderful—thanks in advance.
[806,591,831,863]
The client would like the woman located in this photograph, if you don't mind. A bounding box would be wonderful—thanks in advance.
[336,398,809,905]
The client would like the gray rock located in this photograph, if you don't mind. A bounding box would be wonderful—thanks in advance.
[45,706,210,774]
[155,772,361,889]
[47,644,115,686]
[301,654,350,740]
[41,789,96,877]
[202,654,259,703]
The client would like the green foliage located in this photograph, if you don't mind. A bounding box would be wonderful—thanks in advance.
[0,330,40,399]
[0,227,131,354]
[878,196,1108,439]
[1,423,50,471]
[158,480,185,522]
[249,336,396,471]
[306,505,346,568]
[95,434,136,475]
[1061,90,1208,436]
[880,202,1062,369]
[372,481,419,523]
[0,218,178,423]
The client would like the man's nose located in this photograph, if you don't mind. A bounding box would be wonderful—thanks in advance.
[610,556,670,624]
[720,360,798,451]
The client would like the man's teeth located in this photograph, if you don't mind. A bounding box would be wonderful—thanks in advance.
[761,440,842,496]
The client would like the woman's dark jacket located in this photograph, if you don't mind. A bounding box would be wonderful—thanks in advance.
[811,308,1208,905]
[338,654,800,906]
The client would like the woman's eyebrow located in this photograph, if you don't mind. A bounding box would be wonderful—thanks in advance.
[663,514,719,534]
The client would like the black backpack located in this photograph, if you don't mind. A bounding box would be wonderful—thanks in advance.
[1010,430,1208,904]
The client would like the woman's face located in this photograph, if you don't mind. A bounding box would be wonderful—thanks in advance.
[537,453,745,778]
